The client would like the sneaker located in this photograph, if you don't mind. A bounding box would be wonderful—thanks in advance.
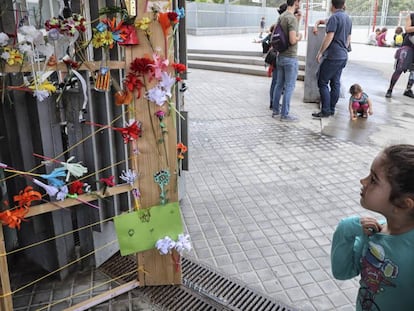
[312,112,330,118]
[403,89,414,98]
[385,89,392,98]
[272,112,279,118]
[280,115,299,122]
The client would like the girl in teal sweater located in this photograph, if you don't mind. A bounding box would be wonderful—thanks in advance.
[331,144,414,311]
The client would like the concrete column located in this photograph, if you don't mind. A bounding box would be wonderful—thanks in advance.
[304,25,325,103]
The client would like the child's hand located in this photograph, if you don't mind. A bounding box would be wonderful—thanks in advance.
[351,115,357,121]
[360,217,382,235]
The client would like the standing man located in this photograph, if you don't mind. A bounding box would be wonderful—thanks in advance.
[271,0,302,122]
[312,0,352,118]
[259,17,266,38]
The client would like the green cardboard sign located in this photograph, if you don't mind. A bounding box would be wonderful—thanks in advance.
[114,202,183,256]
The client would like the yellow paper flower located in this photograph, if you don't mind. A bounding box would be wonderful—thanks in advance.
[135,17,151,32]
[4,47,23,66]
[29,79,56,93]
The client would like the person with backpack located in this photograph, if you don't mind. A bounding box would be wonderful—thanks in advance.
[271,0,302,122]
[268,3,288,110]
[311,0,352,119]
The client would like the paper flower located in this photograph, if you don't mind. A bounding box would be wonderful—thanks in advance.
[159,72,175,98]
[40,167,67,187]
[0,32,9,46]
[56,185,69,201]
[155,236,176,255]
[150,53,169,80]
[69,180,85,195]
[0,208,29,230]
[92,18,126,49]
[175,7,185,19]
[33,178,59,197]
[147,86,167,106]
[175,234,192,255]
[157,12,179,37]
[119,169,138,186]
[177,142,188,160]
[13,186,42,208]
[60,156,88,181]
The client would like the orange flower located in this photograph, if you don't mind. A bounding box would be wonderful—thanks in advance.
[158,12,178,37]
[13,186,42,208]
[177,142,188,160]
[0,208,29,229]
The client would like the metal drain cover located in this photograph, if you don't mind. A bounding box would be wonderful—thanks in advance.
[99,253,297,311]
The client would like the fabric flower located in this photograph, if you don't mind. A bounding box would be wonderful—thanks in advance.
[155,236,176,255]
[175,7,185,19]
[33,90,50,102]
[100,176,115,187]
[135,17,151,32]
[147,86,167,106]
[0,208,29,230]
[177,142,188,160]
[19,25,45,45]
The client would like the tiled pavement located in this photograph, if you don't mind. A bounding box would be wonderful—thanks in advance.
[178,37,414,310]
[11,34,414,310]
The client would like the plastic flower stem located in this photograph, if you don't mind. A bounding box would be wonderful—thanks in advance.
[29,43,39,93]
[143,76,162,159]
[33,153,61,164]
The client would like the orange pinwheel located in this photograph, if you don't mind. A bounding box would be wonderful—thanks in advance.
[13,186,42,209]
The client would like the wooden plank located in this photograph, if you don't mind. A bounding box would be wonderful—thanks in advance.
[3,61,126,73]
[0,227,13,311]
[127,0,181,286]
[63,280,139,311]
[26,184,131,218]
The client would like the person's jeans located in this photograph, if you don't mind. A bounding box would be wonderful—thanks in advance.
[317,58,347,115]
[272,55,298,117]
[269,65,277,106]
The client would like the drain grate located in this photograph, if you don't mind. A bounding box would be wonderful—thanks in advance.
[99,253,297,311]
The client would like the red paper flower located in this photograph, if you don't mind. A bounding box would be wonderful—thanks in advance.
[114,121,142,144]
[69,180,84,195]
[130,57,154,75]
[100,176,115,187]
[172,63,186,73]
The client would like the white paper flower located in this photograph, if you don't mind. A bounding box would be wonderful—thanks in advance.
[1,51,10,61]
[61,156,88,181]
[159,72,175,98]
[56,185,69,201]
[155,236,176,255]
[18,43,33,57]
[119,169,138,186]
[147,86,167,106]
[0,32,9,46]
[175,234,192,255]
[19,26,44,45]
[33,90,50,102]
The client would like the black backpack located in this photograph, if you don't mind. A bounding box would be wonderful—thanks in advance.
[270,22,289,53]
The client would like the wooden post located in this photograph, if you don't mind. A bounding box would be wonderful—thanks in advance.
[0,226,13,310]
[124,1,181,286]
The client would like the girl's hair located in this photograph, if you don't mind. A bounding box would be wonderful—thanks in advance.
[395,26,403,34]
[382,144,414,205]
[349,83,362,96]
[381,27,388,33]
